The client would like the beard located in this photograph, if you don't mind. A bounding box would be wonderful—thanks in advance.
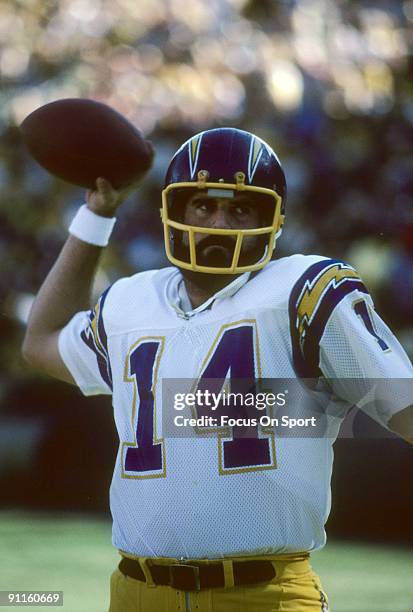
[195,234,236,267]
[173,232,266,291]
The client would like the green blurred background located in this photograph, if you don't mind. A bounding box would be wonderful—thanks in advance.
[0,0,412,610]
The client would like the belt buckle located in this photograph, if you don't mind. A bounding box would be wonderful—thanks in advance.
[169,563,201,591]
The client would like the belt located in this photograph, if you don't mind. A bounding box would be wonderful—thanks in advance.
[118,557,276,591]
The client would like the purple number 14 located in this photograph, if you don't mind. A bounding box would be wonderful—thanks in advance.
[125,325,274,475]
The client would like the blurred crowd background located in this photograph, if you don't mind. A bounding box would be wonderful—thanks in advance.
[0,0,412,539]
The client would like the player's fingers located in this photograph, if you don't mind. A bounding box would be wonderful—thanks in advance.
[96,177,114,194]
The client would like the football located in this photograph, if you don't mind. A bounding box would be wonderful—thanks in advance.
[20,98,154,189]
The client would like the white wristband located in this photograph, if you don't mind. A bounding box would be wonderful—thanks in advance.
[69,204,117,247]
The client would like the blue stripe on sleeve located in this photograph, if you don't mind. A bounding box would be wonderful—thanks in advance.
[289,259,369,377]
[80,285,113,390]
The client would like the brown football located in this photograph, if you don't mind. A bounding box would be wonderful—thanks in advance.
[20,98,154,189]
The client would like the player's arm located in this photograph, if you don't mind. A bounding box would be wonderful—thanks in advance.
[22,178,125,384]
[317,296,413,443]
[290,259,413,441]
[318,294,413,441]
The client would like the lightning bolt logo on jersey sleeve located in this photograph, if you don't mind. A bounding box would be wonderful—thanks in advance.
[289,259,369,377]
[287,258,413,429]
[80,287,113,390]
[58,285,113,396]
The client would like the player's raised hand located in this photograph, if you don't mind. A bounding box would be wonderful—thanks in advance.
[86,177,136,218]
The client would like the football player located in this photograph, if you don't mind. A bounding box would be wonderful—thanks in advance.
[22,128,413,611]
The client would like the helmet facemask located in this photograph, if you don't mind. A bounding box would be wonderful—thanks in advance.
[161,170,284,275]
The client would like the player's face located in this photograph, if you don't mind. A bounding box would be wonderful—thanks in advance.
[182,193,262,268]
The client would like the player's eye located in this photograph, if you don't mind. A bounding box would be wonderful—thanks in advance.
[194,199,214,212]
[233,204,252,216]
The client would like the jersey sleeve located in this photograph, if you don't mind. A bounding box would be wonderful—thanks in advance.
[58,286,113,396]
[289,258,413,428]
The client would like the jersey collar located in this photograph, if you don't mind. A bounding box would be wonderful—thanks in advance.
[166,269,251,319]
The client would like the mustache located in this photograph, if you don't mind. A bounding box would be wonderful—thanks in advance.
[196,234,236,251]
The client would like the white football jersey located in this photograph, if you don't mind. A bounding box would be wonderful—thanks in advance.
[59,254,413,558]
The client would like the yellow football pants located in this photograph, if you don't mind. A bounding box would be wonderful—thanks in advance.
[108,554,329,611]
